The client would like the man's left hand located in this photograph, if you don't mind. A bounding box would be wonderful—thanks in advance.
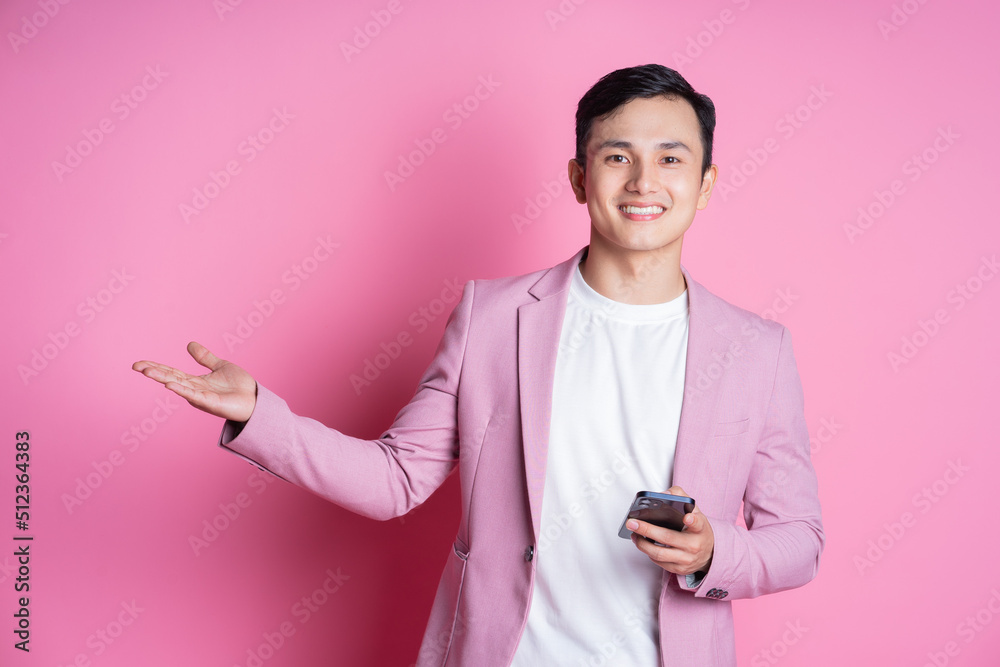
[628,485,715,576]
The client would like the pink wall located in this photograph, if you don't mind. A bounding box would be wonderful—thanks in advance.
[2,0,998,665]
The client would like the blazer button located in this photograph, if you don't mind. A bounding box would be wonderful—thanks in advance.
[524,545,534,562]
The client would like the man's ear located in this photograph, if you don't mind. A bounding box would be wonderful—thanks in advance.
[568,158,587,204]
[696,164,718,210]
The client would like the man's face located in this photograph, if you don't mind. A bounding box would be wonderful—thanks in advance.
[569,95,717,258]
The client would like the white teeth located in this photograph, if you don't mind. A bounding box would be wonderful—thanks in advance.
[620,205,664,215]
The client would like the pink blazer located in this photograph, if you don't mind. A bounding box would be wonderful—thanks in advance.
[221,246,824,666]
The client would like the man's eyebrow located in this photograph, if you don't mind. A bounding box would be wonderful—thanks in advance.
[596,139,693,152]
[657,141,692,152]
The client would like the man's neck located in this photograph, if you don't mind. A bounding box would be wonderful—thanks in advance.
[578,242,686,305]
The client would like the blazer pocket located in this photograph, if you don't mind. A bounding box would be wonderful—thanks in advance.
[713,418,750,437]
[417,543,470,666]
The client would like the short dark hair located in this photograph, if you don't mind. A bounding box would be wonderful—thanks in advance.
[575,64,716,175]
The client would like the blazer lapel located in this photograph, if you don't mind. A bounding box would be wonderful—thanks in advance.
[517,247,586,541]
[672,265,739,492]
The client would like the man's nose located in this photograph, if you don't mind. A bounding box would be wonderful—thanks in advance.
[627,161,658,194]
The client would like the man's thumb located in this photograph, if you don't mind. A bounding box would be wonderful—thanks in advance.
[188,341,223,371]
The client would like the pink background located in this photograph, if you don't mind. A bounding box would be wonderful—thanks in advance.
[2,0,998,665]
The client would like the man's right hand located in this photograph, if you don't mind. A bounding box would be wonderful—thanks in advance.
[132,341,257,423]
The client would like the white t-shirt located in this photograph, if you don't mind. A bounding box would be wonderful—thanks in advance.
[511,264,689,666]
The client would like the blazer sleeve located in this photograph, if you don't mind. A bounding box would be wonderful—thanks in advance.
[216,280,476,521]
[686,325,825,598]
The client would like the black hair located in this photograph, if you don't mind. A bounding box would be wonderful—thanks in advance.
[575,64,716,175]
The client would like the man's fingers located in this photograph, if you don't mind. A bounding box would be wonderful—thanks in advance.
[627,519,682,547]
[163,379,199,402]
[187,341,224,371]
[132,360,190,385]
[684,510,707,532]
[163,380,230,416]
[630,532,696,574]
[131,360,163,374]
[665,485,704,532]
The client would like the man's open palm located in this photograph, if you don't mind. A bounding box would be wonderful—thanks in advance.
[132,342,257,422]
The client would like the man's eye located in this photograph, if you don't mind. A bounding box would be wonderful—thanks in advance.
[662,156,679,164]
[609,154,628,163]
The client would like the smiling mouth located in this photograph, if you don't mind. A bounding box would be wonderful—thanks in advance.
[619,205,665,215]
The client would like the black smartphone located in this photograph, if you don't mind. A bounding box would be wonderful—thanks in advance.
[617,491,696,539]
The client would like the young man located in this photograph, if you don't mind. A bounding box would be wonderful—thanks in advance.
[134,65,823,666]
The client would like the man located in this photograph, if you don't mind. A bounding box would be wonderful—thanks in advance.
[134,64,823,666]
